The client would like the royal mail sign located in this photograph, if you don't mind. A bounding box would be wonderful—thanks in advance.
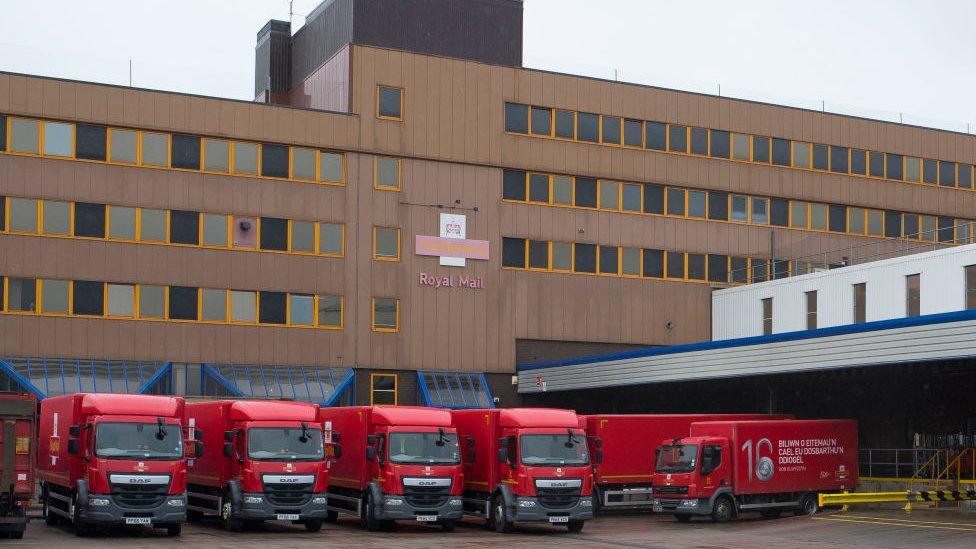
[415,213,490,266]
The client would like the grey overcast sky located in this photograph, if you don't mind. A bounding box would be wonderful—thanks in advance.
[1,0,975,132]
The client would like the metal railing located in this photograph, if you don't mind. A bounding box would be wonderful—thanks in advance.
[859,448,945,480]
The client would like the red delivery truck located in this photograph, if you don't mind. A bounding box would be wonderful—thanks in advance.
[318,406,463,532]
[651,419,857,522]
[453,408,594,533]
[38,393,196,536]
[185,400,329,532]
[0,394,37,540]
[584,414,790,510]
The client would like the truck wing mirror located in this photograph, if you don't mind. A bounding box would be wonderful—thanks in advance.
[366,446,376,461]
[497,437,508,448]
[467,447,476,463]
[67,439,79,455]
[69,425,81,437]
[194,441,205,459]
[194,429,204,441]
[332,444,342,460]
[366,434,377,446]
[595,449,603,465]
[223,442,233,458]
[223,430,235,442]
[466,435,475,447]
[332,432,341,444]
[496,447,508,464]
[592,436,603,448]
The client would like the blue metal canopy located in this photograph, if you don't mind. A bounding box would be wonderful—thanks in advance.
[417,370,494,409]
[200,363,355,406]
[0,357,172,399]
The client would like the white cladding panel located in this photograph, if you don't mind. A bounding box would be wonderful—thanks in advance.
[712,244,976,340]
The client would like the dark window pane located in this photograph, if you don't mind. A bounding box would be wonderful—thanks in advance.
[260,217,288,250]
[573,243,596,273]
[502,237,526,268]
[171,134,200,170]
[574,177,597,208]
[850,149,866,175]
[830,146,849,173]
[601,116,621,144]
[643,184,664,214]
[709,130,730,158]
[624,119,642,147]
[812,144,828,170]
[168,286,198,320]
[528,240,549,269]
[707,254,727,283]
[667,188,685,216]
[938,216,955,243]
[690,128,708,155]
[643,249,664,278]
[73,202,105,238]
[75,124,107,161]
[885,211,902,238]
[667,252,686,279]
[752,259,768,282]
[773,260,789,279]
[770,198,789,227]
[0,114,5,152]
[554,109,574,138]
[668,125,687,152]
[903,214,919,237]
[730,257,748,283]
[886,153,903,180]
[752,136,770,163]
[771,138,790,166]
[378,86,402,118]
[261,144,289,178]
[170,210,200,245]
[645,122,666,150]
[921,159,937,184]
[0,196,4,231]
[577,112,599,142]
[259,291,286,324]
[869,151,885,177]
[72,281,104,316]
[598,246,618,274]
[502,169,526,201]
[828,204,846,233]
[530,107,551,136]
[528,173,549,202]
[505,103,528,133]
[708,191,728,221]
[687,254,705,280]
[959,164,973,189]
[939,161,956,187]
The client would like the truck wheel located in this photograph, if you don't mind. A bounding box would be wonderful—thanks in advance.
[492,495,512,533]
[795,494,819,516]
[675,514,692,523]
[760,508,782,519]
[325,509,339,523]
[711,496,734,523]
[566,519,584,533]
[71,494,90,537]
[363,493,381,532]
[166,523,182,536]
[221,500,243,532]
[304,520,322,533]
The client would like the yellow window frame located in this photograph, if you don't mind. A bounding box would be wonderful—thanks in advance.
[371,297,400,333]
[374,156,402,191]
[314,294,344,330]
[376,85,405,122]
[370,373,398,405]
[372,226,401,261]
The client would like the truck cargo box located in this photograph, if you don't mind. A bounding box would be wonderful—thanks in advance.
[0,393,36,539]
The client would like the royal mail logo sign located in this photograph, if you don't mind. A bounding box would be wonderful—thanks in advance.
[415,214,490,266]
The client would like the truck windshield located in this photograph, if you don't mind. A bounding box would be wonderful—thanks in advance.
[519,434,589,466]
[94,422,183,460]
[247,427,324,461]
[654,444,699,473]
[388,432,460,465]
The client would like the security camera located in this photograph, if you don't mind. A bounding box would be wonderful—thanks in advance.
[239,220,252,231]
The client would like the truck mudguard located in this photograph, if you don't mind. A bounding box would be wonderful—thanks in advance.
[365,482,384,507]
[707,487,735,510]
[495,482,516,512]
[227,479,243,512]
[75,479,89,511]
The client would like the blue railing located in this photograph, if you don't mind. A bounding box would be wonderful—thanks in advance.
[0,357,171,399]
[417,370,494,409]
[200,363,355,406]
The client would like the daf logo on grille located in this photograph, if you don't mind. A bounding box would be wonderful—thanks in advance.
[416,480,439,486]
[547,481,570,488]
[128,477,154,484]
[279,478,300,483]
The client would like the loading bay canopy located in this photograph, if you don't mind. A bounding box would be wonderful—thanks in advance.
[517,309,976,394]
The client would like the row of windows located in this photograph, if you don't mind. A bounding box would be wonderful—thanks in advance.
[0,196,346,256]
[502,169,974,243]
[501,237,802,283]
[504,103,976,191]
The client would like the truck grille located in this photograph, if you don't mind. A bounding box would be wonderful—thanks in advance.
[403,485,450,508]
[536,486,581,509]
[654,485,689,495]
[264,482,315,507]
[109,483,170,509]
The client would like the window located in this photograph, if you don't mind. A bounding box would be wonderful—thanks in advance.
[553,175,573,205]
[375,157,401,190]
[811,203,828,231]
[850,149,867,175]
[643,184,664,214]
[707,254,727,283]
[202,214,228,247]
[938,216,955,243]
[289,294,314,326]
[752,259,768,283]
[668,125,687,153]
[140,209,167,242]
[0,196,4,231]
[848,207,865,234]
[621,248,640,276]
[600,116,621,144]
[203,138,229,172]
[502,237,526,268]
[732,134,750,161]
[7,278,36,312]
[503,169,526,201]
[853,283,866,323]
[922,159,938,185]
[74,123,107,161]
[812,144,828,170]
[730,257,748,283]
[708,191,728,221]
[109,129,137,164]
[201,289,227,321]
[370,374,397,405]
[319,222,344,255]
[967,265,976,310]
[762,297,772,335]
[320,151,343,183]
[9,198,38,232]
[290,220,315,253]
[529,173,550,203]
[709,130,730,158]
[792,142,810,168]
[318,295,343,328]
[531,106,551,136]
[906,274,920,317]
[108,206,136,240]
[903,214,919,238]
[258,291,285,324]
[805,291,817,329]
[373,226,400,260]
[690,127,707,155]
[141,132,169,166]
[574,178,597,208]
[753,136,770,163]
[170,210,200,245]
[372,298,399,331]
[233,142,259,175]
[171,134,200,170]
[771,138,790,166]
[624,119,642,147]
[41,279,69,314]
[0,114,5,151]
[260,217,288,251]
[528,240,549,269]
[886,153,903,180]
[43,122,73,157]
[598,246,618,274]
[107,284,134,317]
[645,122,666,150]
[504,103,528,133]
[72,280,104,316]
[829,146,848,173]
[666,251,686,279]
[960,164,973,190]
[10,118,39,154]
[667,188,685,216]
[261,144,289,178]
[869,151,885,177]
[867,210,883,236]
[554,110,574,139]
[573,243,596,273]
[41,200,70,235]
[730,195,748,222]
[139,285,166,319]
[577,112,599,143]
[73,202,105,238]
[290,148,316,181]
[552,242,572,271]
[378,86,403,120]
[790,201,808,228]
[687,254,705,280]
[599,180,619,210]
[750,197,768,224]
[920,215,937,241]
[770,198,788,227]
[904,156,920,182]
[643,249,664,278]
[828,204,846,233]
[621,183,641,212]
[688,190,706,218]
[885,211,903,238]
[168,286,198,320]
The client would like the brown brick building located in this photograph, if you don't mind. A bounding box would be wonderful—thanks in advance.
[2,0,974,409]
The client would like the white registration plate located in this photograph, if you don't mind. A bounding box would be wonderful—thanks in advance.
[415,515,438,522]
[548,516,569,523]
[276,514,300,521]
[652,504,663,513]
[125,517,152,525]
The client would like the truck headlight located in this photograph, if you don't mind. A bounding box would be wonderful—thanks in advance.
[517,499,536,507]
[89,498,110,506]
[312,497,327,505]
[244,496,264,504]
[385,498,403,506]
[680,499,697,507]
[449,499,462,506]
[580,498,592,506]
[166,499,185,507]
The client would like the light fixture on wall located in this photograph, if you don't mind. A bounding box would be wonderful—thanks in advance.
[665,320,674,331]
[239,220,252,231]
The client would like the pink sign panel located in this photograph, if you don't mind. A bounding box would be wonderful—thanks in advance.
[415,235,490,260]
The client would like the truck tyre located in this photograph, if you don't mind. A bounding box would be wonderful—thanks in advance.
[71,494,90,537]
[711,496,734,523]
[675,514,692,523]
[566,519,584,533]
[760,508,782,519]
[221,499,243,532]
[325,509,339,523]
[492,494,512,533]
[363,493,381,532]
[166,523,182,536]
[795,494,819,516]
[304,520,323,533]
